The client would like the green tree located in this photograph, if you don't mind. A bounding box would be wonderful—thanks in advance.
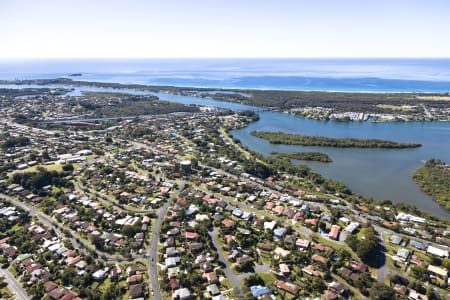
[369,283,396,300]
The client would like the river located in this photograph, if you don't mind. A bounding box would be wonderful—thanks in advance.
[3,83,450,219]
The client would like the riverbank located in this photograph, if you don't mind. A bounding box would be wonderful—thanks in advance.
[413,159,450,210]
[251,131,421,149]
[271,151,332,163]
[2,78,450,122]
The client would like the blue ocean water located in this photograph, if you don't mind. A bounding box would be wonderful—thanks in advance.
[1,58,450,92]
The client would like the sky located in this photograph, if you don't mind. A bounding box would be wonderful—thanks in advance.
[1,0,450,58]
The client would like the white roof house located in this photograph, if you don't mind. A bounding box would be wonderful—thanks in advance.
[427,265,448,278]
[427,245,449,258]
[92,269,106,280]
[396,212,426,224]
[264,220,277,231]
[345,222,360,233]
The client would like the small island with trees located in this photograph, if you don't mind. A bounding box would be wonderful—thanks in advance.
[252,131,421,149]
[413,159,450,210]
[271,151,332,162]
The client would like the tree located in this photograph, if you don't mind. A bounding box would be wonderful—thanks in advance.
[62,164,74,172]
[345,234,358,251]
[244,274,264,287]
[356,239,378,263]
[369,283,396,300]
[345,226,380,267]
[410,266,428,281]
[442,258,450,270]
[311,277,326,293]
[92,235,104,251]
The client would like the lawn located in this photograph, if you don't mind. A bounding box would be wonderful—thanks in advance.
[92,278,129,300]
[314,234,358,260]
[8,266,18,277]
[220,278,232,289]
[0,286,13,299]
[12,163,64,174]
[257,272,276,286]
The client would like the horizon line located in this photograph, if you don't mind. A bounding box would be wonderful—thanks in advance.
[1,57,450,60]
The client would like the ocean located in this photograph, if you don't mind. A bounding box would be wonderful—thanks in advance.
[1,58,450,92]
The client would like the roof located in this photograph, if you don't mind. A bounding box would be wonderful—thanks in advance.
[257,242,273,251]
[338,267,352,277]
[345,222,360,233]
[312,254,329,265]
[264,220,277,231]
[185,232,199,239]
[127,274,143,284]
[410,240,427,250]
[272,205,285,215]
[397,248,410,259]
[273,247,290,258]
[202,271,218,283]
[206,284,220,296]
[305,218,318,226]
[302,265,324,277]
[250,285,270,298]
[92,269,106,279]
[129,283,143,299]
[349,273,360,282]
[221,219,235,228]
[279,263,290,273]
[328,225,340,240]
[427,245,449,258]
[169,278,180,290]
[173,288,191,299]
[48,287,66,299]
[351,261,367,273]
[296,239,310,248]
[329,281,347,294]
[428,265,448,277]
[274,280,300,295]
[322,290,338,300]
[273,227,286,237]
[390,235,402,245]
[16,253,32,262]
[44,281,58,293]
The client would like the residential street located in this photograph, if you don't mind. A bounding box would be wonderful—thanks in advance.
[0,193,127,263]
[0,268,31,300]
[208,228,250,296]
[147,180,184,300]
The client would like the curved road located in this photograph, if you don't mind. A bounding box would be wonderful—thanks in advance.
[208,228,252,297]
[148,180,184,300]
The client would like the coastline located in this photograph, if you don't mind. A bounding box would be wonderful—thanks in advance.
[1,78,449,122]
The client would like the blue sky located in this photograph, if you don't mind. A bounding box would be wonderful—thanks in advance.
[1,0,449,58]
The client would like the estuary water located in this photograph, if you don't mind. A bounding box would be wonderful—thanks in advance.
[1,58,449,218]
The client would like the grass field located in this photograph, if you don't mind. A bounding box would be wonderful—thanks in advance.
[8,163,64,177]
[257,272,276,285]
